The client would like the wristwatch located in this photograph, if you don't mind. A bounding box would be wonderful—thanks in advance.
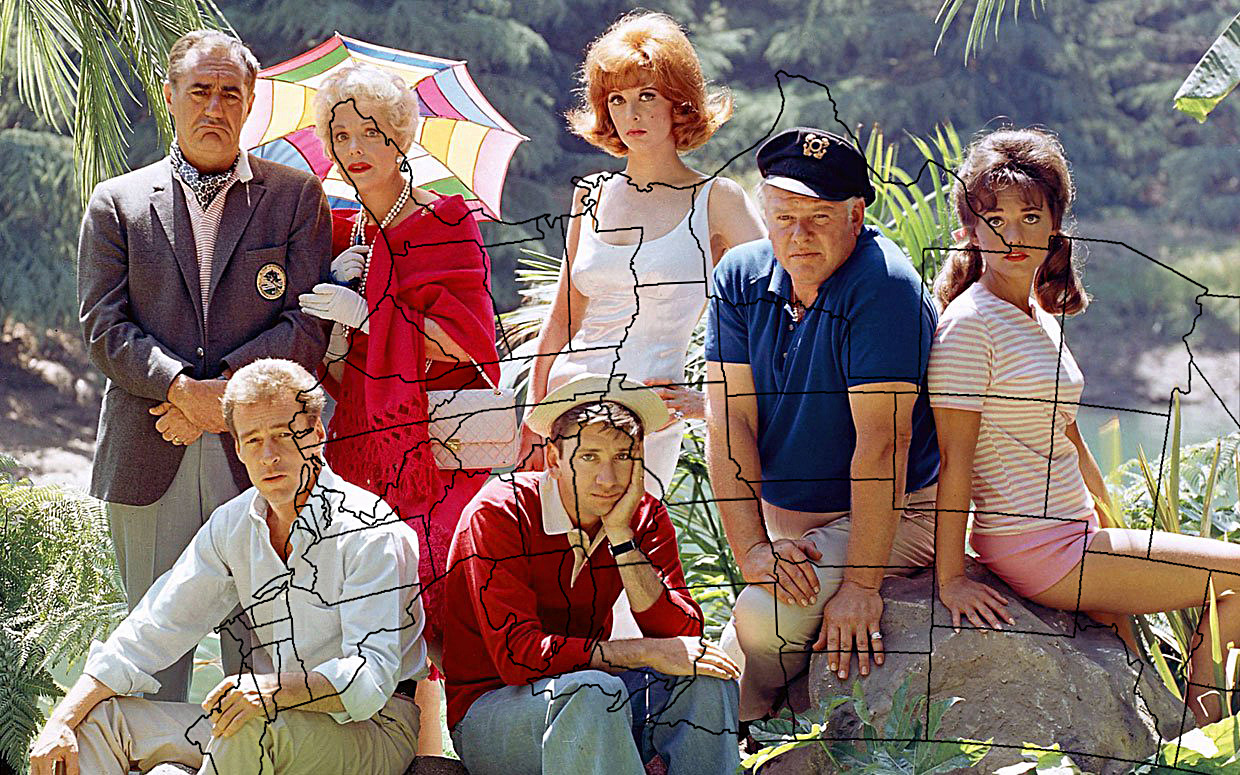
[608,539,638,557]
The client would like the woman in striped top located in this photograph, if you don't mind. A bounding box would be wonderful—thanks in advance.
[927,128,1240,725]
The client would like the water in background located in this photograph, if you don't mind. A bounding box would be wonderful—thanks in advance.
[1077,399,1238,468]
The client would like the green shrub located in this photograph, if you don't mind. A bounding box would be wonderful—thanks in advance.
[0,455,126,772]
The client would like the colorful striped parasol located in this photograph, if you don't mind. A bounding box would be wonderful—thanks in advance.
[240,33,527,221]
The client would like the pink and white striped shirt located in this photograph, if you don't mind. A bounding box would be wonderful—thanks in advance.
[173,151,254,323]
[928,282,1094,535]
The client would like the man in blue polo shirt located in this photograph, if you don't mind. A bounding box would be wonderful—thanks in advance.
[705,127,940,722]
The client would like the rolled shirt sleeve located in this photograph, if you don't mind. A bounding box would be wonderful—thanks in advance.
[313,522,425,724]
[83,516,236,695]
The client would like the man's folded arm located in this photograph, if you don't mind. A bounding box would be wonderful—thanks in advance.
[628,509,704,637]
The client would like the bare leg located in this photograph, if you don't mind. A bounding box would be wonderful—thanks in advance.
[415,678,443,756]
[1030,528,1240,725]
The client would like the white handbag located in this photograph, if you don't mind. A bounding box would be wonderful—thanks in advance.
[426,359,519,470]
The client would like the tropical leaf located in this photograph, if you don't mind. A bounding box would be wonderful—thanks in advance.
[1173,12,1240,123]
[0,0,230,202]
[933,0,1048,62]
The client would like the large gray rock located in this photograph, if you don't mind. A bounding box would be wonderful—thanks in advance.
[761,561,1189,774]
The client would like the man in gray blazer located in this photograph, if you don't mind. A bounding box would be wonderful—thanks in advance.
[77,30,331,702]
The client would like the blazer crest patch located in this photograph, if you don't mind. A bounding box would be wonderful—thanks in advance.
[256,263,287,300]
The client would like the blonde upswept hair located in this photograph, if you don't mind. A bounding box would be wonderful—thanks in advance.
[566,11,732,157]
[313,64,421,160]
[934,128,1089,316]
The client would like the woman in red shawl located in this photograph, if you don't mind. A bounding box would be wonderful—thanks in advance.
[298,64,499,755]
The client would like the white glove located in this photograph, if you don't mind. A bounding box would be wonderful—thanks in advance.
[299,283,370,333]
[331,244,369,283]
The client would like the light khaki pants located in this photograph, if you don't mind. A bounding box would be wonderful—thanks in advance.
[720,484,938,721]
[104,434,248,702]
[75,693,419,774]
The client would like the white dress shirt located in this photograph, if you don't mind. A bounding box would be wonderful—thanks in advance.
[84,463,428,723]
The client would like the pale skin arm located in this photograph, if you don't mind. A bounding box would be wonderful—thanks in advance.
[29,674,116,775]
[529,183,591,405]
[519,185,590,469]
[932,406,1013,632]
[200,671,345,738]
[816,383,919,679]
[705,360,822,606]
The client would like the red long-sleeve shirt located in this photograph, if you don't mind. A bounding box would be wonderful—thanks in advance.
[443,472,704,728]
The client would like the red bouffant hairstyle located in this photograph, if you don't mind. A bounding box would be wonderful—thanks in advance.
[934,128,1089,315]
[566,11,733,157]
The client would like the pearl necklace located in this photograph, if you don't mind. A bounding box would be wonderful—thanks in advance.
[349,182,412,293]
[339,183,411,337]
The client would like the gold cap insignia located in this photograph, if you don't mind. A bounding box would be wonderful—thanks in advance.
[256,263,287,300]
[802,133,830,160]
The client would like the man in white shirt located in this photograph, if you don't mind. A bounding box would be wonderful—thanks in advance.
[29,359,425,775]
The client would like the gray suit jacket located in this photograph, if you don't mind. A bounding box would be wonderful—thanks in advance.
[78,154,332,506]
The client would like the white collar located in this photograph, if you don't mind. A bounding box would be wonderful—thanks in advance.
[538,472,608,585]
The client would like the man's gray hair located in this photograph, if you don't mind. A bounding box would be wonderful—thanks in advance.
[223,358,325,434]
[166,30,260,92]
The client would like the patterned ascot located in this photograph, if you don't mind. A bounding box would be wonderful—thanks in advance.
[170,143,239,208]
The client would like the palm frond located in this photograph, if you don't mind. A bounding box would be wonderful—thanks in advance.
[934,0,1048,62]
[0,0,230,202]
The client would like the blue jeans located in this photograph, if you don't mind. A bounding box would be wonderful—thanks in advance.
[451,669,740,775]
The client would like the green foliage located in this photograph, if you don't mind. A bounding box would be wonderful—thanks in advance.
[1173,11,1240,122]
[742,676,991,773]
[934,0,1048,62]
[0,0,229,201]
[1146,714,1240,773]
[0,128,81,335]
[994,743,1088,774]
[1104,396,1240,708]
[0,454,127,772]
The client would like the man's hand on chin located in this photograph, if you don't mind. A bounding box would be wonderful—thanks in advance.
[814,580,884,681]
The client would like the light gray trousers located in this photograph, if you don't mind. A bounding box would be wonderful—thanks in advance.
[104,434,248,702]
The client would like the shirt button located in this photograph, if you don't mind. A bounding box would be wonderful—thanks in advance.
[196,347,205,358]
[782,352,787,359]
[787,324,793,331]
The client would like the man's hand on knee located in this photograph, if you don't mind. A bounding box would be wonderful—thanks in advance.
[814,580,884,680]
[202,673,280,738]
[29,719,79,775]
[738,539,823,607]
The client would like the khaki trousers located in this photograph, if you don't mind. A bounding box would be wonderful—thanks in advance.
[75,693,419,774]
[720,484,938,721]
[104,434,249,702]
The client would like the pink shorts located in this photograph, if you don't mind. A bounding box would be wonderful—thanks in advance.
[970,515,1100,597]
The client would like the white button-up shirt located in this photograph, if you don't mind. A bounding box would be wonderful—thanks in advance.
[84,464,427,723]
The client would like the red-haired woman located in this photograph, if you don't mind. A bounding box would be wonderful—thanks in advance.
[524,11,765,498]
[928,127,1240,725]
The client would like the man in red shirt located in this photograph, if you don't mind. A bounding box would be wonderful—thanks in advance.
[444,375,741,775]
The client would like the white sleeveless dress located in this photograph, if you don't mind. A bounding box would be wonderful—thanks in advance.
[547,173,717,498]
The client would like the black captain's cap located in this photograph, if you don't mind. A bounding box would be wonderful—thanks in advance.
[756,127,876,205]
